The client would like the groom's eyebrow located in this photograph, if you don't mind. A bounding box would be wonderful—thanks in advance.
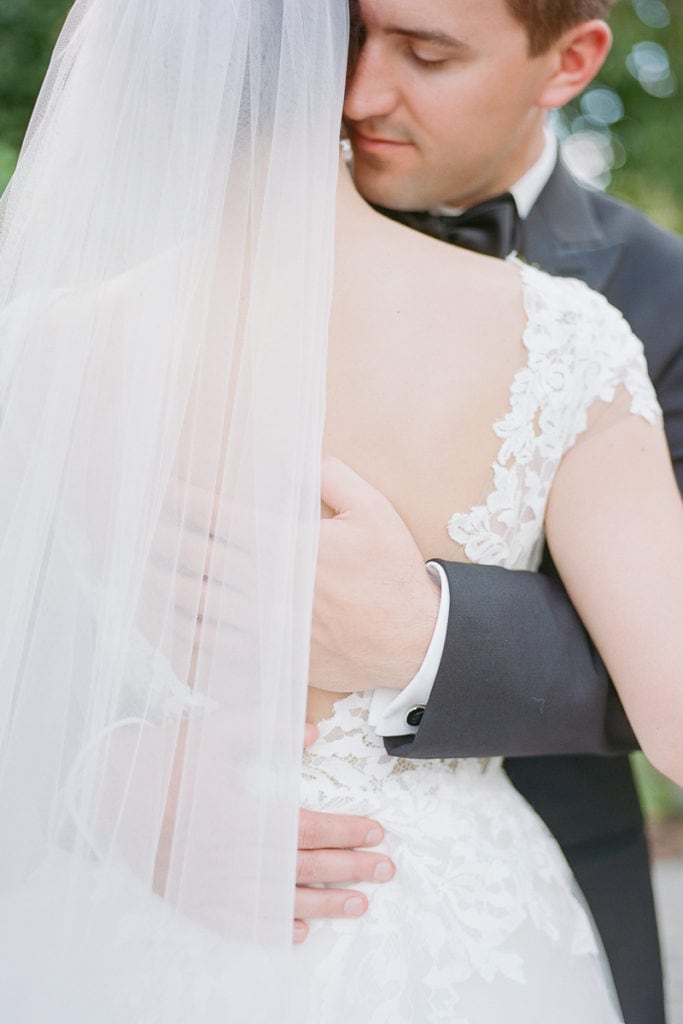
[385,26,473,53]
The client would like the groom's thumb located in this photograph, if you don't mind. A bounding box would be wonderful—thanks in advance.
[321,456,379,517]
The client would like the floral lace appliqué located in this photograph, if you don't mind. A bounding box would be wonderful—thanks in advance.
[448,260,662,571]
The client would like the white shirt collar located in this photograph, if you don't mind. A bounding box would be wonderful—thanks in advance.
[432,127,558,220]
[510,127,558,218]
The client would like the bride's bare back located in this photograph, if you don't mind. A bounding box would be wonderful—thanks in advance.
[324,164,527,562]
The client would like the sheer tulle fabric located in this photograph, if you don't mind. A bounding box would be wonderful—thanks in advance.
[0,1,346,1019]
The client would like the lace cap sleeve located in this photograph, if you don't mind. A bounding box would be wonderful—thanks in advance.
[447,262,663,572]
[517,261,662,452]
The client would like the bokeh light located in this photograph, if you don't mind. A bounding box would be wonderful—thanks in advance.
[626,41,677,97]
[633,0,671,30]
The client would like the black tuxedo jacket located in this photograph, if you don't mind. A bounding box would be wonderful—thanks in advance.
[386,160,683,1024]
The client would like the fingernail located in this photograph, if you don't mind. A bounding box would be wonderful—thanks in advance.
[365,827,383,846]
[373,861,393,882]
[293,922,307,943]
[344,896,365,917]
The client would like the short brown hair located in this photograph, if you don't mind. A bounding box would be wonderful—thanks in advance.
[505,1,618,55]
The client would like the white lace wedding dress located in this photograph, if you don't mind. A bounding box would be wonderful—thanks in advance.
[294,262,661,1023]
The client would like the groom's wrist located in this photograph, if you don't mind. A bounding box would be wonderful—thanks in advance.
[369,564,449,735]
[399,563,443,685]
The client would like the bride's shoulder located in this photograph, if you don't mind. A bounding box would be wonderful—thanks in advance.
[510,257,635,355]
[511,256,618,318]
[511,257,661,426]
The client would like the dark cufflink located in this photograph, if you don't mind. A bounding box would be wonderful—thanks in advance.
[406,705,425,727]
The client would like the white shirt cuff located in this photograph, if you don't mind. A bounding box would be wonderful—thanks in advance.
[368,562,450,737]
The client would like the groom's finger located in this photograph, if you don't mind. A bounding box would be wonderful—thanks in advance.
[320,455,382,516]
[298,807,384,850]
[297,847,395,887]
[294,885,369,922]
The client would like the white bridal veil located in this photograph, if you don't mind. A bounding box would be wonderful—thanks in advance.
[0,0,347,1019]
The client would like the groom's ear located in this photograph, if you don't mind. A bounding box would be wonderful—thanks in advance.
[536,20,613,111]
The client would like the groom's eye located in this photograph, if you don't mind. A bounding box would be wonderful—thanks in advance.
[408,46,450,68]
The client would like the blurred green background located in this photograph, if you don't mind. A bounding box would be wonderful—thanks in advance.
[1,0,682,821]
[0,0,70,190]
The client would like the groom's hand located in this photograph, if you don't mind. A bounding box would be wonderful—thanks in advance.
[294,725,395,944]
[311,456,440,692]
[294,807,395,943]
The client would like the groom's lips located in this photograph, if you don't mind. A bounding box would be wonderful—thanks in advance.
[350,129,413,153]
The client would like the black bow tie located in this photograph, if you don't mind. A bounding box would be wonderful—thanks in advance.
[373,193,520,259]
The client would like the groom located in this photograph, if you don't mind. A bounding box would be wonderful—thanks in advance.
[298,2,683,1022]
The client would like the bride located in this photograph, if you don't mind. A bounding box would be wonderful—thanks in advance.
[0,1,680,1022]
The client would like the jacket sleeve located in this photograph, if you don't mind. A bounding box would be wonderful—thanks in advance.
[385,551,636,759]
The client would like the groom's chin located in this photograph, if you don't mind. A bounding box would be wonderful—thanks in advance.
[350,157,426,213]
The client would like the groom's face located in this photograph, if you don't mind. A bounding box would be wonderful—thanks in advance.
[344,0,559,210]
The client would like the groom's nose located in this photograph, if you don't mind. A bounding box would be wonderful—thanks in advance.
[344,41,401,123]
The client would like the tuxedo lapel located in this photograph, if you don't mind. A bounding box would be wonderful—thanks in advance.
[520,160,622,292]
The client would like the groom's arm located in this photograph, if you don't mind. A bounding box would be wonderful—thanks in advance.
[311,457,636,762]
[385,552,635,760]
